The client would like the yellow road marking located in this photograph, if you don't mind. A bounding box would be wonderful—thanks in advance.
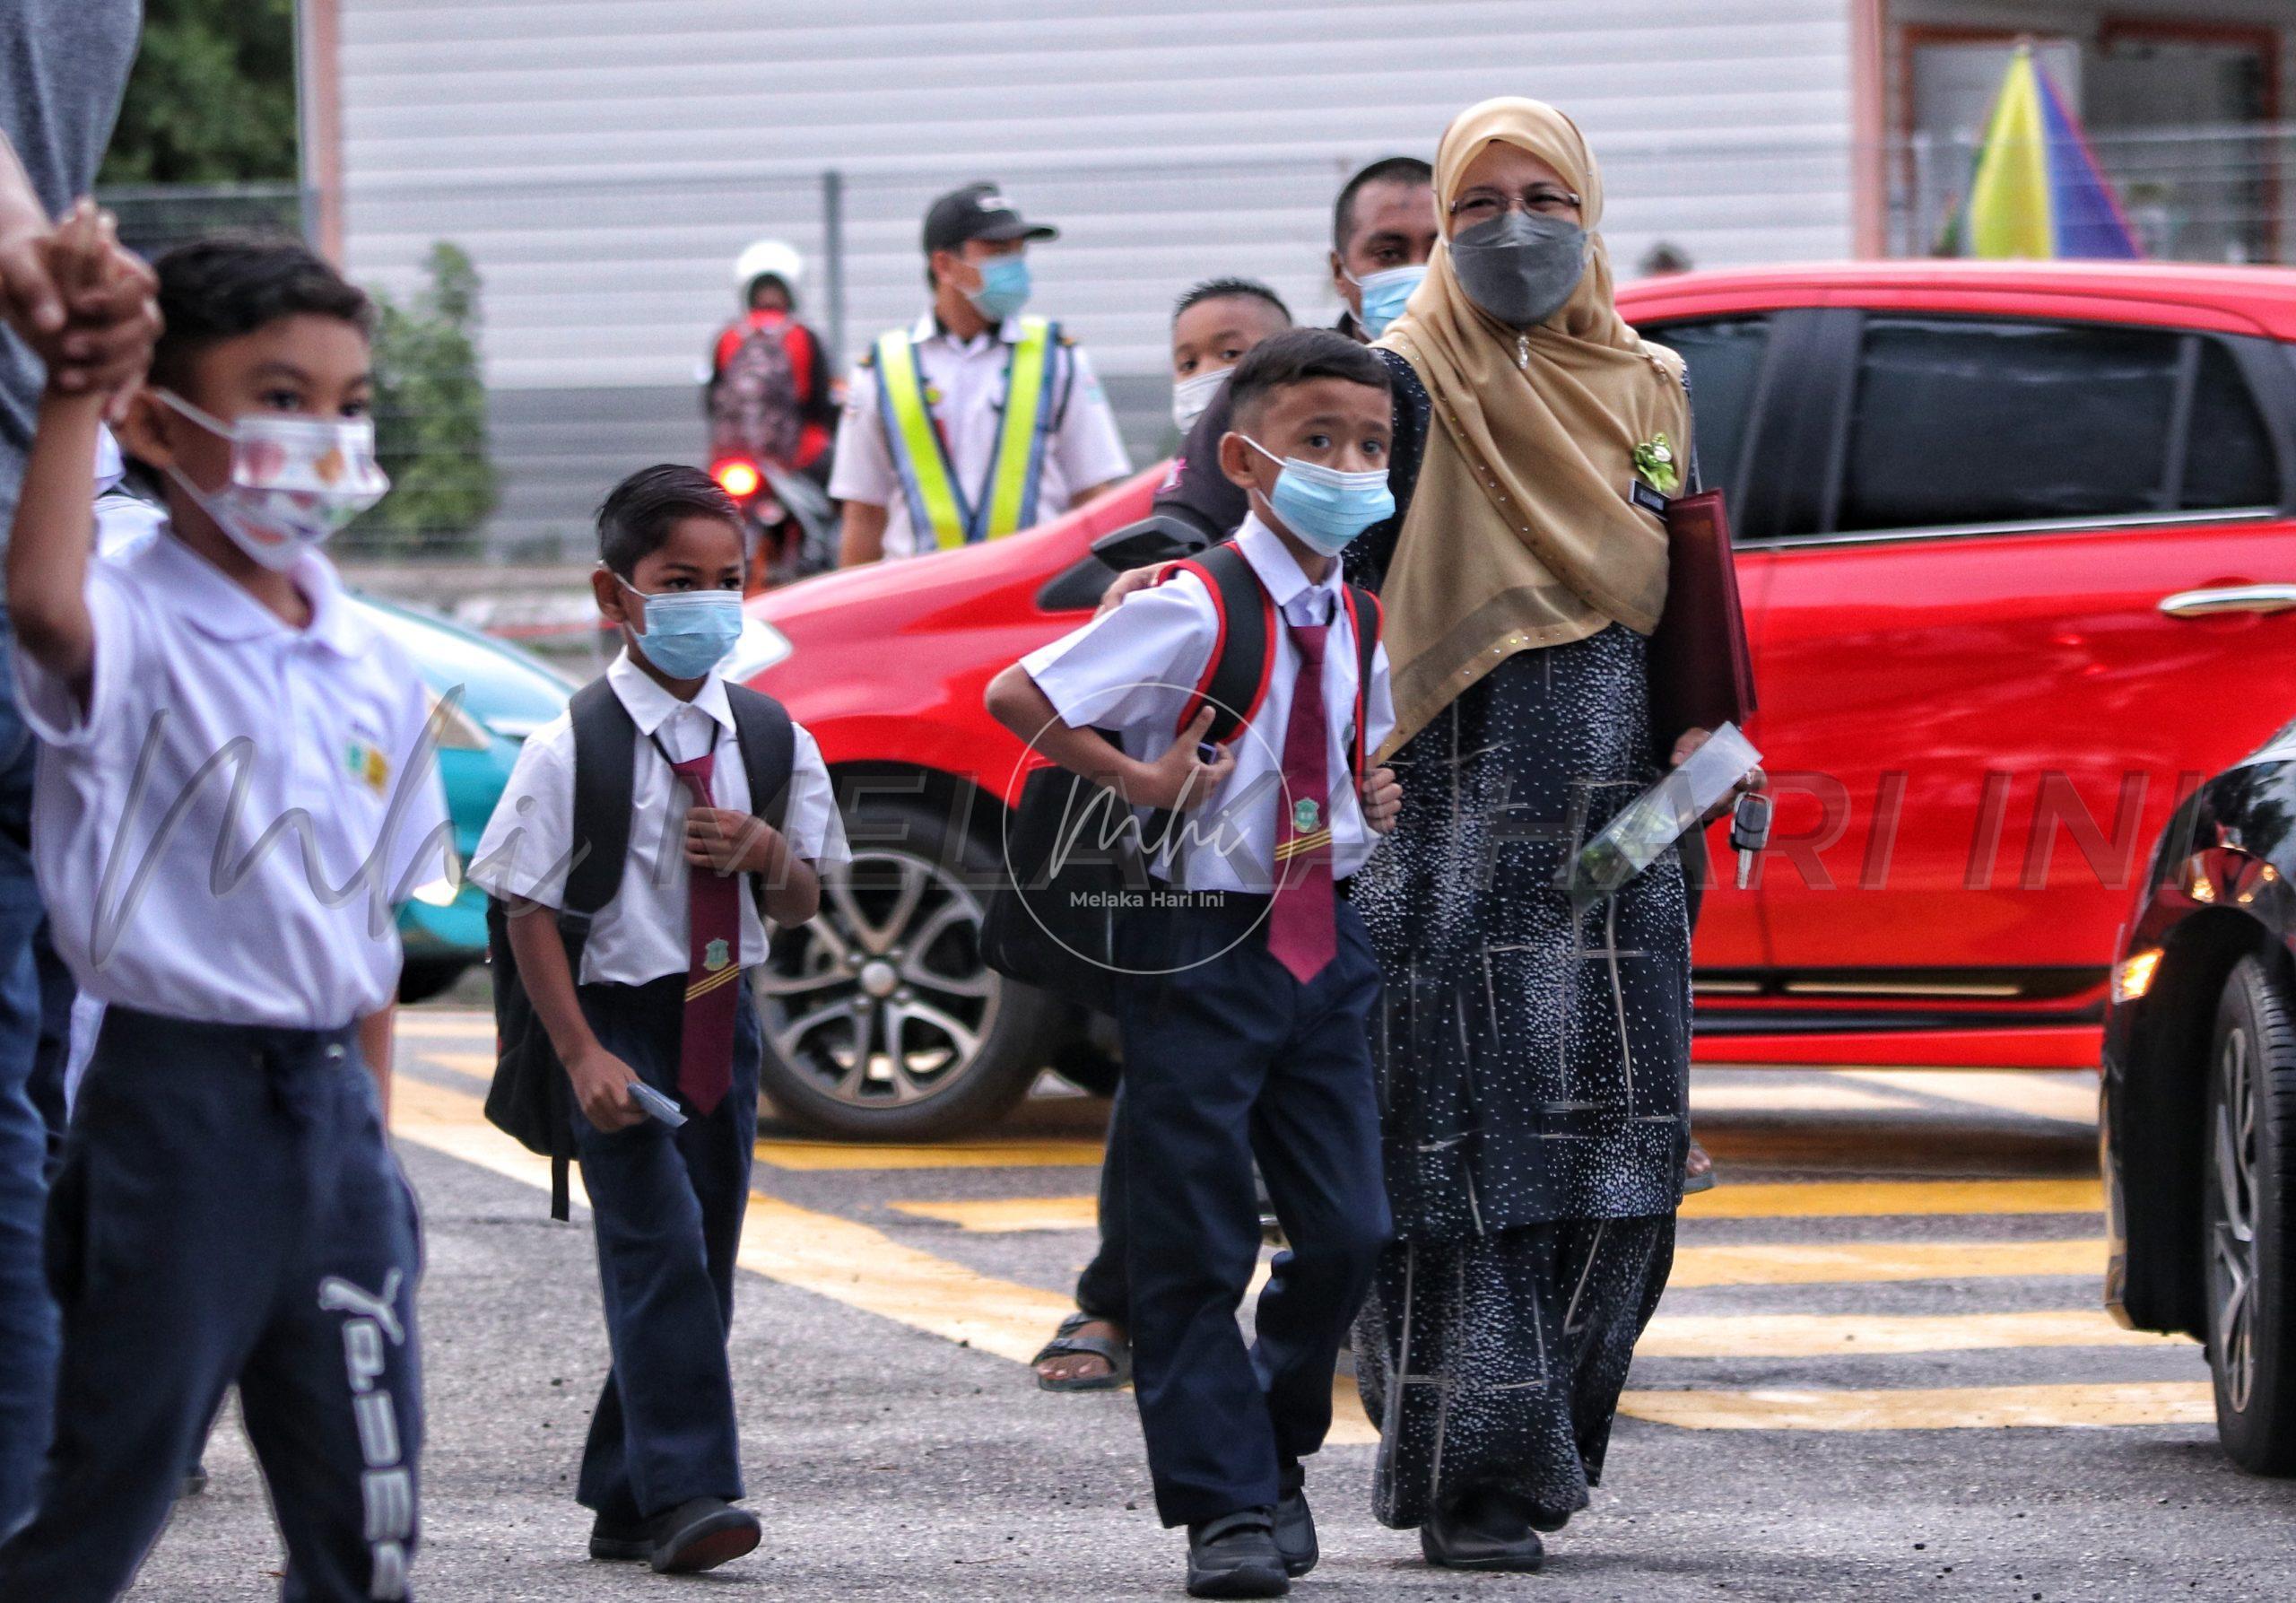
[1688,1083,1919,1113]
[1842,1070,2098,1127]
[1636,1310,2185,1358]
[755,1137,1105,1171]
[1683,1178,2100,1219]
[1670,1237,2103,1287]
[893,1198,1099,1233]
[397,1010,495,1038]
[405,1050,498,1076]
[1619,1381,2213,1431]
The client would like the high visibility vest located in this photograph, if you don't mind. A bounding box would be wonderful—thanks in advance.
[873,317,1058,550]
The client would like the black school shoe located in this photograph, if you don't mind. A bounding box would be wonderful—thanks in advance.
[587,1512,652,1563]
[1274,1465,1318,1577]
[1419,1486,1546,1573]
[1187,1508,1291,1599]
[648,1497,762,1573]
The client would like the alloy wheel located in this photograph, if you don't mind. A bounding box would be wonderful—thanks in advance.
[2211,1021,2261,1414]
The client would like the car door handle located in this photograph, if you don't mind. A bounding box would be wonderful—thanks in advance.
[2158,584,2296,618]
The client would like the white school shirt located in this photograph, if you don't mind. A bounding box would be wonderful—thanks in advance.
[15,524,455,1029]
[829,310,1132,559]
[1018,513,1396,894]
[467,649,848,988]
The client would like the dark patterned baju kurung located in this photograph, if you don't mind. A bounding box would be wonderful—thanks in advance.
[1345,350,1691,1530]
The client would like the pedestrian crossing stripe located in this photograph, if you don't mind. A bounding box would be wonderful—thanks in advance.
[1632,1310,2185,1358]
[1667,1237,2104,1287]
[1618,1382,2213,1432]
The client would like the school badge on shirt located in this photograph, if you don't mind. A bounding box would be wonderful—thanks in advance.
[1293,798,1320,832]
[703,937,732,972]
[345,737,390,795]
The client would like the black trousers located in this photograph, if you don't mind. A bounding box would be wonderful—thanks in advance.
[1118,897,1389,1527]
[571,975,762,1525]
[0,1006,423,1603]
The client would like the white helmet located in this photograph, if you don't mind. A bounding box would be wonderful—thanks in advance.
[734,239,804,301]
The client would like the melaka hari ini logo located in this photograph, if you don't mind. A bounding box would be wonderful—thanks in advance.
[999,678,1295,978]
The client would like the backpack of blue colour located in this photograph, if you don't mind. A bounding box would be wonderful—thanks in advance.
[483,675,795,1219]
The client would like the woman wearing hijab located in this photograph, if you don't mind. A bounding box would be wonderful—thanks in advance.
[1344,96,1731,1571]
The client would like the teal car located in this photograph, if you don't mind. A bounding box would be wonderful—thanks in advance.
[356,596,573,1001]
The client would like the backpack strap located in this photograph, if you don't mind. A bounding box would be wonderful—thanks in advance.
[1161,541,1274,746]
[564,678,638,921]
[727,684,798,918]
[1341,583,1382,780]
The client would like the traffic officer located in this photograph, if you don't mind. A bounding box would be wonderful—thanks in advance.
[831,182,1130,565]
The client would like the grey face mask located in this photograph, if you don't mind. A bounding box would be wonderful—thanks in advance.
[1449,211,1587,329]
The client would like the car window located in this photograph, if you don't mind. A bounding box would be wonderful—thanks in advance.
[1644,317,1770,508]
[1837,318,2191,532]
[2181,340,2277,511]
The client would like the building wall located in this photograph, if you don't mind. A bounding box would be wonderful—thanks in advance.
[332,0,1857,554]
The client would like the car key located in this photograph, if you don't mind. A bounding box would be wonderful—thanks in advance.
[627,1080,687,1128]
[1730,790,1772,891]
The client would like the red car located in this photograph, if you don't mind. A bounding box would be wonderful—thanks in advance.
[736,259,2296,1138]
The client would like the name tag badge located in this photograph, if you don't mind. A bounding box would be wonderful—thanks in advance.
[1630,479,1670,518]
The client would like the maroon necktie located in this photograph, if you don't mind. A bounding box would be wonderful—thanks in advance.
[670,752,740,1114]
[1267,619,1335,984]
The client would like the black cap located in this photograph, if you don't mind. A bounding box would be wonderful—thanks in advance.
[922,183,1059,255]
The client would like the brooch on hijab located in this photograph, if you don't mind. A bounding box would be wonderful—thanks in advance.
[1632,433,1681,496]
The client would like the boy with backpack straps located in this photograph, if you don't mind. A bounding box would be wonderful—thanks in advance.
[468,466,848,1576]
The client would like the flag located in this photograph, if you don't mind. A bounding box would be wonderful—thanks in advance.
[1960,45,2141,260]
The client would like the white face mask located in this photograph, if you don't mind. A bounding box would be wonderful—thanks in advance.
[1171,367,1231,433]
[156,391,389,571]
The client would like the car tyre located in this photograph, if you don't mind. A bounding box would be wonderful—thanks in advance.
[752,798,1057,1140]
[2204,955,2296,1474]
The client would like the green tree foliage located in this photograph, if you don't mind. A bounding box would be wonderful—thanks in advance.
[353,244,499,557]
[98,0,298,187]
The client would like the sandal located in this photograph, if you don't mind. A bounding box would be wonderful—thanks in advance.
[1683,1137,1718,1196]
[1031,1311,1132,1392]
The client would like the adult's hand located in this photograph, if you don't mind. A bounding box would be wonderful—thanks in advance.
[33,205,160,411]
[0,213,65,352]
[1095,562,1170,618]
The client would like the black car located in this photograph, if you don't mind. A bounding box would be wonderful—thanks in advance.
[2103,724,2296,1472]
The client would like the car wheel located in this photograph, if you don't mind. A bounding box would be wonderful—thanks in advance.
[398,958,470,1006]
[2203,955,2296,1474]
[752,799,1055,1139]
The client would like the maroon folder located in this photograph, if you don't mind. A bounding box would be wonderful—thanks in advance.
[1647,488,1757,757]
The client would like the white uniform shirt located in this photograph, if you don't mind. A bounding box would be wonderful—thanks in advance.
[1018,514,1396,893]
[830,310,1131,559]
[16,526,455,1029]
[467,650,848,988]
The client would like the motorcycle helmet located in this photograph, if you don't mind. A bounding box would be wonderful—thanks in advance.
[734,239,804,309]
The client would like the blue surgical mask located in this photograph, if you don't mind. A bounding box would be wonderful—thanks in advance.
[1243,438,1394,557]
[965,255,1031,322]
[620,579,744,680]
[1347,264,1426,339]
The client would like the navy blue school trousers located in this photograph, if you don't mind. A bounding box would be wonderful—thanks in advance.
[0,1006,423,1602]
[1118,894,1390,1528]
[571,973,762,1526]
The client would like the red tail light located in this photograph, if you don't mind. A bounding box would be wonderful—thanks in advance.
[711,457,762,500]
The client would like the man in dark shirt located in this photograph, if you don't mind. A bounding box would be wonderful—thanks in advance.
[1150,156,1435,545]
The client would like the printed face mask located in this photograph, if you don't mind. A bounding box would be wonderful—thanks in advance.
[964,255,1032,322]
[1344,263,1427,339]
[1243,437,1394,557]
[619,579,745,680]
[1448,211,1587,330]
[1171,367,1230,432]
[156,391,388,571]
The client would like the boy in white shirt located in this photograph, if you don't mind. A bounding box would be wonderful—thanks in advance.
[470,464,847,1575]
[0,229,450,1601]
[987,329,1403,1599]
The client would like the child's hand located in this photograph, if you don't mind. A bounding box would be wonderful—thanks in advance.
[1125,705,1234,811]
[566,1042,645,1132]
[685,806,787,877]
[1361,765,1402,834]
[33,202,157,410]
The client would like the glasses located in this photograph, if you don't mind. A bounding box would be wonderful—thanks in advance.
[1448,187,1582,224]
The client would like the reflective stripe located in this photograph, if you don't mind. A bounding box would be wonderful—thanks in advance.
[873,318,1059,550]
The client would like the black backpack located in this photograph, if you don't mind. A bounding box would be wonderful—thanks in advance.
[979,540,1380,1015]
[483,675,796,1218]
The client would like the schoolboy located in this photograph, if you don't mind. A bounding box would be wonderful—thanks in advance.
[1034,274,1296,1397]
[0,228,449,1601]
[987,328,1404,1599]
[1168,277,1291,435]
[469,464,847,1574]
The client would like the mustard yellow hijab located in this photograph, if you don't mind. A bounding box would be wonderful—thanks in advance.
[1375,97,1689,754]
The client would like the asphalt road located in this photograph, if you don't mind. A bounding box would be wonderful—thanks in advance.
[120,1009,2296,1600]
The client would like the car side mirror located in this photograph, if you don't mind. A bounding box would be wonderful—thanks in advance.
[1091,511,1213,571]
